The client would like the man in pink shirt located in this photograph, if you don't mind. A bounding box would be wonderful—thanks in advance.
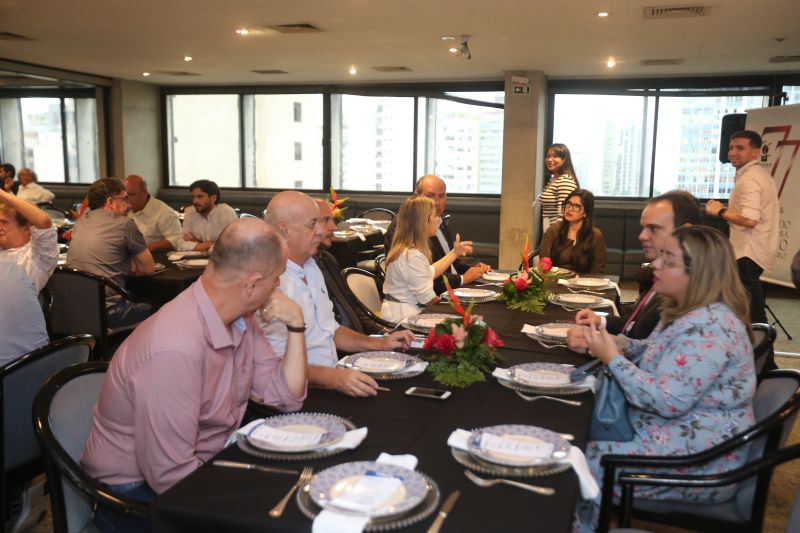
[81,218,307,531]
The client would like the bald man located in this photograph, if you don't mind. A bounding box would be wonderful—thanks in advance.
[124,174,182,251]
[263,191,414,397]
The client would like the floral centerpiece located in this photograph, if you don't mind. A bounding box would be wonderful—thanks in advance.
[498,236,560,313]
[327,186,349,224]
[423,278,504,388]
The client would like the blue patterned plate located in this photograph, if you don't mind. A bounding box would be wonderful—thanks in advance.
[401,314,460,334]
[309,461,429,518]
[247,413,347,453]
[508,362,585,388]
[347,351,421,375]
[467,424,570,467]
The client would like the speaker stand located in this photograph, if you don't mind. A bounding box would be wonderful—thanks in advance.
[765,303,792,340]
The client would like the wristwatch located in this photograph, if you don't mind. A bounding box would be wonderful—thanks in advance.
[718,207,728,220]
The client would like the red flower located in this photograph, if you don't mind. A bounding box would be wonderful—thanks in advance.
[539,257,553,273]
[521,235,531,272]
[423,327,438,350]
[444,277,471,326]
[675,354,688,367]
[484,327,505,348]
[433,333,456,354]
[514,276,529,292]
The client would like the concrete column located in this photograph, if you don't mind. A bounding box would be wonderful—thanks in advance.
[498,71,547,270]
[110,79,161,191]
[0,99,24,166]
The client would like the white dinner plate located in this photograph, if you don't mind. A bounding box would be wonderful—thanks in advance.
[467,425,570,467]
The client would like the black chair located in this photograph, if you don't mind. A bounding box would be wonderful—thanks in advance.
[341,267,395,330]
[33,361,149,533]
[1,335,95,531]
[360,207,396,221]
[46,266,145,359]
[598,369,800,533]
[374,253,386,283]
[751,323,776,379]
[517,248,540,272]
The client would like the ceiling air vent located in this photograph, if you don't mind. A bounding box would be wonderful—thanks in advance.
[371,66,413,72]
[251,69,289,75]
[644,5,711,18]
[266,23,322,34]
[155,71,201,76]
[0,32,35,41]
[641,58,685,66]
[769,55,800,64]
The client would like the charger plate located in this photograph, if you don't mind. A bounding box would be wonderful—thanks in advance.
[338,352,426,381]
[450,447,571,478]
[440,288,498,304]
[467,424,570,467]
[401,314,459,334]
[548,293,607,310]
[495,367,592,397]
[236,415,357,461]
[297,471,440,531]
[562,277,614,290]
[247,413,347,453]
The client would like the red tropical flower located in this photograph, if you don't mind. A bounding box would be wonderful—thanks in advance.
[539,257,553,273]
[484,327,505,348]
[521,235,531,273]
[432,333,456,354]
[423,327,438,350]
[443,277,471,326]
[514,276,529,292]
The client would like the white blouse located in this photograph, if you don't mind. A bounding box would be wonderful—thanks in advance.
[380,248,436,322]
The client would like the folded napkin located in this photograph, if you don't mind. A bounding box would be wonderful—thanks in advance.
[447,429,599,500]
[492,367,597,392]
[225,420,368,450]
[599,298,619,317]
[355,232,366,242]
[521,324,543,335]
[312,452,420,533]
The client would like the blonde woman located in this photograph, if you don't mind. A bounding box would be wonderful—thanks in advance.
[572,225,756,531]
[380,197,472,322]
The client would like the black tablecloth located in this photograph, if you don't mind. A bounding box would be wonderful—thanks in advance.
[152,340,594,532]
[126,252,203,306]
[329,224,385,269]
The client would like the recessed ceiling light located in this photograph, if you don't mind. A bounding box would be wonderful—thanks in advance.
[184,56,193,62]
[597,11,610,17]
[448,47,458,53]
[441,35,455,40]
[606,57,617,68]
[235,28,250,35]
[142,72,151,77]
[348,65,357,75]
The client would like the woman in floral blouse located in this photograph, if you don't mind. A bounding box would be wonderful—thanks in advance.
[573,225,756,532]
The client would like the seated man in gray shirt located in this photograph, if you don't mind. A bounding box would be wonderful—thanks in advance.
[67,177,154,327]
[0,260,49,364]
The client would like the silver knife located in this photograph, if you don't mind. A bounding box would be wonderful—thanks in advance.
[212,460,298,476]
[426,490,460,533]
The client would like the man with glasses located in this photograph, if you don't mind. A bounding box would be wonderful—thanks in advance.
[568,191,701,348]
[67,177,154,326]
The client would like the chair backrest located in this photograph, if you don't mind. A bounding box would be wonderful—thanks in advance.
[46,268,108,342]
[735,369,800,521]
[360,207,395,221]
[2,335,95,473]
[343,268,383,314]
[34,362,114,532]
[374,254,386,282]
[751,323,776,377]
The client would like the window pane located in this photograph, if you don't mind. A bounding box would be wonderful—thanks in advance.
[553,94,655,197]
[64,98,99,184]
[785,86,800,105]
[427,93,504,194]
[334,95,414,192]
[168,95,240,187]
[652,95,768,198]
[251,94,322,189]
[21,97,65,182]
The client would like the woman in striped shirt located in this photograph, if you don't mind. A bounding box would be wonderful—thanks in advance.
[538,143,579,229]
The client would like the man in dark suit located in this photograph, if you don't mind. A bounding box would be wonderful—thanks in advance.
[568,190,702,344]
[384,175,491,294]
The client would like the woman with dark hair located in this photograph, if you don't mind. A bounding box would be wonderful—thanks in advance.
[538,143,579,229]
[572,225,756,531]
[539,189,605,274]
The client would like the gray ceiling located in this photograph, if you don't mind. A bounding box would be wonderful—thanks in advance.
[1,0,799,86]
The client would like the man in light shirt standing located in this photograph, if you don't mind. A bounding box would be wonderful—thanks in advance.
[179,179,238,251]
[124,174,182,251]
[263,191,414,397]
[0,187,58,291]
[706,130,779,325]
[15,167,55,204]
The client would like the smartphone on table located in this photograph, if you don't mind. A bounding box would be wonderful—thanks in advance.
[405,387,451,400]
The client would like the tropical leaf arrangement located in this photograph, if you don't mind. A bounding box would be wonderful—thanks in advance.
[327,186,349,224]
[498,236,562,313]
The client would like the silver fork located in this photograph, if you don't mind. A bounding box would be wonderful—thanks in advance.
[515,391,582,406]
[566,287,605,296]
[269,466,313,518]
[464,470,554,496]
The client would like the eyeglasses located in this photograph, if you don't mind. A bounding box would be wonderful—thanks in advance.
[565,202,584,211]
[111,195,130,203]
[656,250,689,271]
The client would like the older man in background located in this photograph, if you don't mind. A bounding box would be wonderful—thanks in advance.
[15,167,55,204]
[124,174,182,251]
[0,187,58,291]
[263,191,413,397]
[67,177,154,326]
[385,175,490,294]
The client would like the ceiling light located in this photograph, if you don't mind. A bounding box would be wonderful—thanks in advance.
[142,72,151,77]
[184,56,193,62]
[448,47,458,53]
[348,65,357,75]
[235,28,250,35]
[441,35,455,40]
[606,57,616,68]
[597,11,610,17]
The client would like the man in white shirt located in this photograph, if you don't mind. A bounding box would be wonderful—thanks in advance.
[0,187,59,291]
[124,174,182,251]
[263,191,414,397]
[706,130,779,324]
[179,179,238,251]
[15,168,55,204]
